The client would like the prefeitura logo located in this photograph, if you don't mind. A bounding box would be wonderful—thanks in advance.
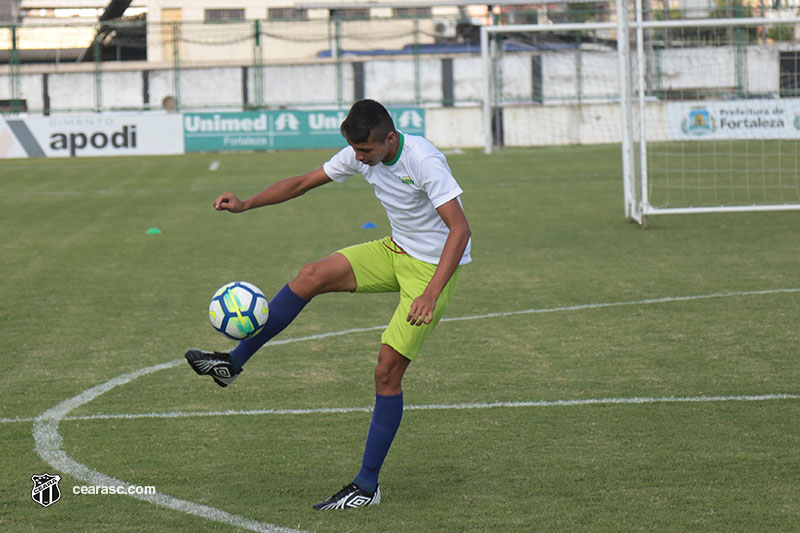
[31,473,61,507]
[681,106,716,136]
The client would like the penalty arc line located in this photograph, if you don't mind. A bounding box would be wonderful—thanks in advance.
[29,288,800,531]
[32,360,300,533]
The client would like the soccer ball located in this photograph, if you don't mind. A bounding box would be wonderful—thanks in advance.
[208,281,269,340]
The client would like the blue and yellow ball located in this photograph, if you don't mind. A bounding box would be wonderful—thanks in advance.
[208,281,269,340]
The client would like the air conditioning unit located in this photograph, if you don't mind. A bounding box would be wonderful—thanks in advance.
[432,19,457,39]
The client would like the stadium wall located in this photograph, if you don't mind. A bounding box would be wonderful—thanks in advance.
[1,44,796,156]
[2,45,792,115]
[7,97,798,158]
[0,102,659,158]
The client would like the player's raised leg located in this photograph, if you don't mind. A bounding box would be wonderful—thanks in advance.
[186,253,356,387]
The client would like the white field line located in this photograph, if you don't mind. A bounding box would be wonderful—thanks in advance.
[26,287,800,531]
[6,392,799,425]
[9,392,800,425]
[439,287,800,323]
[243,287,800,346]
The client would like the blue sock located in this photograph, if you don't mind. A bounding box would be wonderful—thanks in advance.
[353,392,404,494]
[229,283,309,370]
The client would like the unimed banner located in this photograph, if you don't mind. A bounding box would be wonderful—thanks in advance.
[0,114,184,158]
[183,108,426,152]
[0,108,426,158]
[667,99,800,141]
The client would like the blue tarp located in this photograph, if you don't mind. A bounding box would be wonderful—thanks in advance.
[317,41,575,58]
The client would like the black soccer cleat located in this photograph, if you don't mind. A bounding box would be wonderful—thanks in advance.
[184,349,241,388]
[312,483,381,510]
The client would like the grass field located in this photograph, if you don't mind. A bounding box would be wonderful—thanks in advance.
[2,145,799,532]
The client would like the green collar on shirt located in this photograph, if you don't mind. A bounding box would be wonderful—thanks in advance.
[382,132,404,166]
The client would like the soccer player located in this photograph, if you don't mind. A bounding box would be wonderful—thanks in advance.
[185,99,471,510]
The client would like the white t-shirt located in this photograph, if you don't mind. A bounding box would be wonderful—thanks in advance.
[323,132,471,265]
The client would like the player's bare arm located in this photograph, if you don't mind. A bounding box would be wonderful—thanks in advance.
[407,198,471,326]
[214,166,332,213]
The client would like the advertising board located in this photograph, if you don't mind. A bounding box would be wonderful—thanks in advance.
[183,108,426,152]
[0,114,184,158]
[668,99,800,141]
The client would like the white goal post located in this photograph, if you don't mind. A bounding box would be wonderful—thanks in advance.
[480,3,800,225]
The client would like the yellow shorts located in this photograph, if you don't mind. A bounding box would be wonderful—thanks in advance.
[337,236,460,360]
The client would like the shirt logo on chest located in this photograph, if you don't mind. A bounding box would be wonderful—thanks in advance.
[399,176,414,185]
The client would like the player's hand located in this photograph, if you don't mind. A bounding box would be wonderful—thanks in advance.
[214,192,245,213]
[407,292,437,326]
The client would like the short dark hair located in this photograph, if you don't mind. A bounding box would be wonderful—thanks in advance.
[340,99,396,144]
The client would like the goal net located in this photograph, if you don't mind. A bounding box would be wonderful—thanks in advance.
[481,3,800,225]
[627,8,800,224]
